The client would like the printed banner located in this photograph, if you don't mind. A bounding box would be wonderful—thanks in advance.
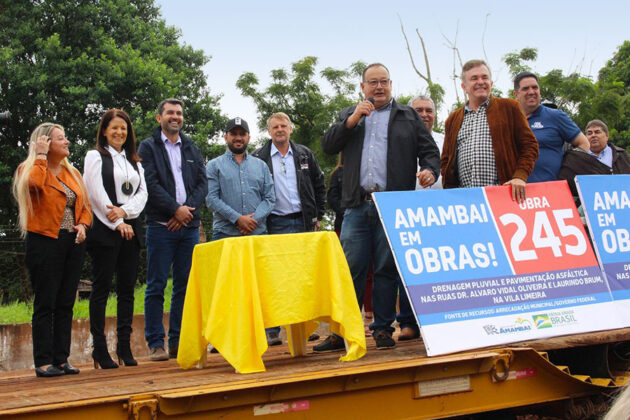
[577,175,630,324]
[373,181,621,356]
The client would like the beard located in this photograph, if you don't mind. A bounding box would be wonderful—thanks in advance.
[228,143,247,154]
[161,120,182,135]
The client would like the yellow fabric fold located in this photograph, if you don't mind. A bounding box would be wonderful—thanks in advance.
[178,231,366,373]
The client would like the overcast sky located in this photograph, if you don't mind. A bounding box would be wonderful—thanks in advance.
[155,0,629,142]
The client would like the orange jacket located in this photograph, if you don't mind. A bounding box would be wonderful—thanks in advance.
[26,159,92,238]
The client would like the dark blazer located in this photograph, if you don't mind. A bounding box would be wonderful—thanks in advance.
[558,143,630,199]
[327,166,344,232]
[322,99,440,209]
[137,127,207,227]
[252,140,326,231]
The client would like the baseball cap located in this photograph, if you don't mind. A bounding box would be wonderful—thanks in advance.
[225,117,249,133]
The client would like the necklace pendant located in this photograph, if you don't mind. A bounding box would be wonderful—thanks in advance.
[121,181,133,195]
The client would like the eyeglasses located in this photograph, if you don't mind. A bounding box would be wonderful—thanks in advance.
[280,159,287,174]
[364,79,390,88]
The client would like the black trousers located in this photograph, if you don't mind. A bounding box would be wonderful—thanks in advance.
[26,231,86,367]
[87,234,139,349]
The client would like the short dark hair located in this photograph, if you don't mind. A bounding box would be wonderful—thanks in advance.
[586,119,609,135]
[362,63,390,81]
[514,71,539,91]
[461,59,491,80]
[157,98,184,115]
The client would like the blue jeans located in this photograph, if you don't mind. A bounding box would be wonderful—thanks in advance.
[340,201,402,334]
[144,223,199,349]
[397,280,419,332]
[268,214,305,235]
[266,214,306,336]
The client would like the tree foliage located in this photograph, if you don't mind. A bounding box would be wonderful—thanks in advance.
[0,0,227,303]
[236,56,364,171]
[503,47,538,77]
[0,0,227,221]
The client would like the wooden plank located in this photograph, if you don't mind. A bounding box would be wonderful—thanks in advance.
[2,328,629,413]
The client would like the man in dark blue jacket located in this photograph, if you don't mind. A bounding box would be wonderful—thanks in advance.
[320,63,440,351]
[138,98,207,361]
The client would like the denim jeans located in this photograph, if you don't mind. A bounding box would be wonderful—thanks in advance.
[144,223,199,349]
[340,201,400,334]
[397,279,419,332]
[265,214,306,336]
[267,214,304,235]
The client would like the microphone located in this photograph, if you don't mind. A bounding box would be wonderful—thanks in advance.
[358,97,375,127]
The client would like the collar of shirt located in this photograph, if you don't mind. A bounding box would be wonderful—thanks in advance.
[225,149,249,161]
[374,98,393,112]
[464,97,491,113]
[106,144,127,158]
[270,142,293,158]
[161,131,181,145]
[529,105,543,118]
[589,145,613,164]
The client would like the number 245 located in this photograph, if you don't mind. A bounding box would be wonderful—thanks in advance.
[499,209,587,261]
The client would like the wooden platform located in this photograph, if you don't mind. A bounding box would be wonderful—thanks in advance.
[2,328,630,416]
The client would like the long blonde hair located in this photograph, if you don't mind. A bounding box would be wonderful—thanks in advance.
[12,123,89,235]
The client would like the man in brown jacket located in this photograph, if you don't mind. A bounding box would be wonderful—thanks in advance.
[441,59,539,201]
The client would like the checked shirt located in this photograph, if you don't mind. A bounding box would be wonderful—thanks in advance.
[456,98,499,188]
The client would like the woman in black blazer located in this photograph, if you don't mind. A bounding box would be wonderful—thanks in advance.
[84,109,147,368]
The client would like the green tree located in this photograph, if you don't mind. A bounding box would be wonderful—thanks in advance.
[503,47,538,77]
[0,0,226,218]
[594,41,630,148]
[236,56,365,172]
[0,0,227,302]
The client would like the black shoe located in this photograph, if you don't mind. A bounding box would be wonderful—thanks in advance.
[313,334,345,353]
[308,333,320,342]
[116,343,138,367]
[56,362,80,374]
[92,347,119,369]
[374,330,395,349]
[168,345,178,359]
[35,365,64,377]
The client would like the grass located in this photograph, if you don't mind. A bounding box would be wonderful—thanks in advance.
[0,280,173,325]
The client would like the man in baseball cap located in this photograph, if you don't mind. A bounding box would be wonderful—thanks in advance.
[206,117,275,239]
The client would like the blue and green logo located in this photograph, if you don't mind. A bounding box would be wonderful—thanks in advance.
[533,314,552,329]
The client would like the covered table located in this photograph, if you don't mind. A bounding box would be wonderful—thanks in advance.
[177,231,366,373]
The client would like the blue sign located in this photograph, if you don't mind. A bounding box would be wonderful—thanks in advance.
[577,175,630,300]
[373,183,619,356]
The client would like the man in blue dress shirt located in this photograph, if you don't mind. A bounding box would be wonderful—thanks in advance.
[206,118,275,240]
[513,71,589,182]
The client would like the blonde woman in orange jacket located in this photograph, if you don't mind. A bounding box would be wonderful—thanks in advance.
[12,123,92,378]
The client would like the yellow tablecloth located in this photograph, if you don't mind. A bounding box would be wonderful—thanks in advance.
[177,231,366,373]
